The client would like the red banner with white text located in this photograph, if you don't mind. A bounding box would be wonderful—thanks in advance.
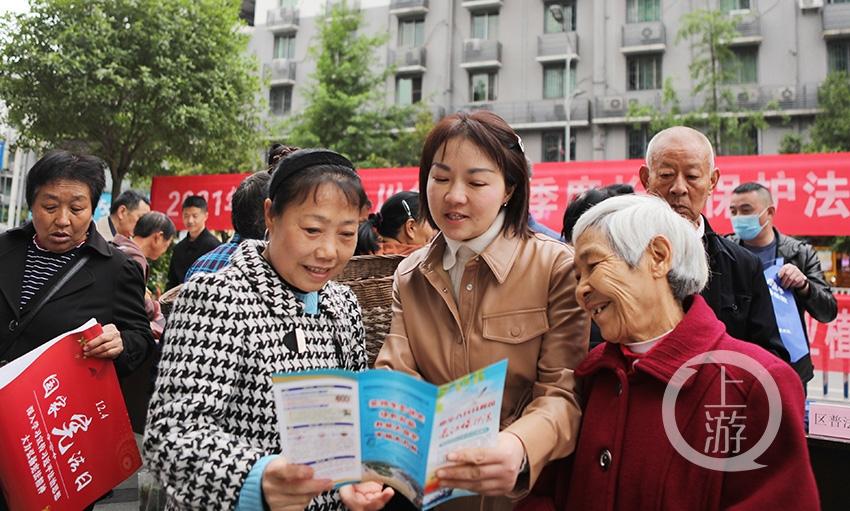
[150,153,850,235]
[808,293,850,401]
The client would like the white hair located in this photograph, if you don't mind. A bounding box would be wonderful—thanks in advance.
[645,126,715,171]
[572,194,709,301]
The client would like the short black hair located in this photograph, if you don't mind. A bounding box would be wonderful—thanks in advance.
[269,149,368,217]
[25,149,106,211]
[110,189,150,215]
[182,195,208,212]
[562,184,635,242]
[232,172,271,240]
[134,211,176,240]
[356,191,421,255]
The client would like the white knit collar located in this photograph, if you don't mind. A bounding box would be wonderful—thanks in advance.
[442,211,505,271]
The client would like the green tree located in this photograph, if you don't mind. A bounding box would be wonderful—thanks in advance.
[0,0,264,199]
[283,0,431,168]
[628,9,773,155]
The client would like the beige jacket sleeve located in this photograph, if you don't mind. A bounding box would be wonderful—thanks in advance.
[374,272,421,376]
[504,252,589,494]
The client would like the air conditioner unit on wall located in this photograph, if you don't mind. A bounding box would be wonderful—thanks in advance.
[640,25,661,42]
[799,0,824,10]
[736,87,761,106]
[774,86,796,103]
[602,96,624,112]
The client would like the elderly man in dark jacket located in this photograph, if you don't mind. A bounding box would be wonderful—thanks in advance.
[729,182,837,384]
[639,126,789,363]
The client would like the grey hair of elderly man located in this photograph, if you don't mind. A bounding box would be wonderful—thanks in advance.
[572,194,709,302]
[644,126,715,171]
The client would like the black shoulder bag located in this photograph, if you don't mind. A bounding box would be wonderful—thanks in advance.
[0,254,92,366]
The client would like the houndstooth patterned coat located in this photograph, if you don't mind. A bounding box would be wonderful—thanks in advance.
[144,240,366,510]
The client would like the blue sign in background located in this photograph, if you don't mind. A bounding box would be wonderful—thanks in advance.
[0,140,5,168]
[93,192,111,221]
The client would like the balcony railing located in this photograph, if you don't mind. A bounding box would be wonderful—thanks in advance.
[732,12,761,43]
[461,39,502,68]
[594,84,821,119]
[391,47,427,72]
[265,59,297,84]
[621,21,666,52]
[389,0,428,15]
[537,32,579,61]
[824,3,850,37]
[266,7,299,32]
[461,99,590,126]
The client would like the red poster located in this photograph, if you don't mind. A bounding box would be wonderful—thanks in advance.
[0,320,141,511]
[150,153,850,236]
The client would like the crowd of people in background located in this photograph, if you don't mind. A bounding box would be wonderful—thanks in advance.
[0,113,839,511]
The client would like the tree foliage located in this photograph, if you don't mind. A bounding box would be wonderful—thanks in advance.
[628,9,774,155]
[283,0,431,168]
[0,0,265,198]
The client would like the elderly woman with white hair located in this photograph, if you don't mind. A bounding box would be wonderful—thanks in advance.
[538,194,817,510]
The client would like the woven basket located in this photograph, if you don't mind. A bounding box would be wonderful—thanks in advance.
[337,255,405,366]
[337,254,405,282]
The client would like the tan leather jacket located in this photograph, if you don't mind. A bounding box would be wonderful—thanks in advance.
[375,231,589,498]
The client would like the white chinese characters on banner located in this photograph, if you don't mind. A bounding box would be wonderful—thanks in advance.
[803,171,850,219]
[530,177,560,222]
[706,175,742,220]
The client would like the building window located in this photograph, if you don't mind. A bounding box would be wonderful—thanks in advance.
[722,47,758,84]
[626,0,660,23]
[542,131,576,162]
[279,0,297,7]
[542,62,577,99]
[718,127,759,155]
[627,125,650,159]
[396,76,422,105]
[627,54,662,90]
[472,12,499,40]
[828,40,850,73]
[274,35,295,59]
[270,86,292,115]
[399,18,425,48]
[544,1,576,33]
[470,72,497,102]
[720,0,751,13]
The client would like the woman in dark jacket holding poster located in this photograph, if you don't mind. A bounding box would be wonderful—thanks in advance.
[0,149,153,374]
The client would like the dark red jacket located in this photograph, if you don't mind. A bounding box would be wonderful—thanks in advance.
[527,295,818,511]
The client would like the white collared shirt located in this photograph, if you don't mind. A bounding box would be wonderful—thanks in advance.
[442,211,505,300]
[695,215,705,238]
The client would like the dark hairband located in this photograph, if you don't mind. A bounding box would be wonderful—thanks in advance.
[268,148,356,199]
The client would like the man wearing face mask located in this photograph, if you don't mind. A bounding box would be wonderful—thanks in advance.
[728,182,837,384]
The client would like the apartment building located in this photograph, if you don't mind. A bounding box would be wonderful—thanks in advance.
[248,0,848,162]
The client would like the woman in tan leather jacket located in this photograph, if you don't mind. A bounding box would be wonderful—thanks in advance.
[375,111,589,510]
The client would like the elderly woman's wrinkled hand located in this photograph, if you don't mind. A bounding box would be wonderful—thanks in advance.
[435,432,526,496]
[82,323,123,360]
[262,456,333,511]
[339,481,394,511]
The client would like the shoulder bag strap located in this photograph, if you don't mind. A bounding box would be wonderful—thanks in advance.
[1,253,92,362]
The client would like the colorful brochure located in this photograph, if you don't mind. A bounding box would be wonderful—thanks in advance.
[271,359,507,509]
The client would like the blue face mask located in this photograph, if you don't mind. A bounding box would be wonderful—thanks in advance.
[731,209,767,240]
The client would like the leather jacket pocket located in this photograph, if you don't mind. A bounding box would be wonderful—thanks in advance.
[482,308,549,344]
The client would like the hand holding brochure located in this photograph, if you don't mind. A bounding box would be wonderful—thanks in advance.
[271,359,508,509]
